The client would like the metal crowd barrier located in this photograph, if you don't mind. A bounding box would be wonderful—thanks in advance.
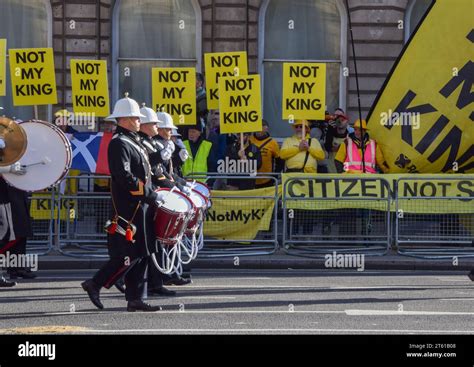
[395,176,474,259]
[28,189,56,255]
[282,176,391,257]
[52,174,279,258]
[55,175,111,258]
[185,173,279,257]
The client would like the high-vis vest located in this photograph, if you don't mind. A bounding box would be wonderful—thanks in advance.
[182,139,212,182]
[344,138,377,173]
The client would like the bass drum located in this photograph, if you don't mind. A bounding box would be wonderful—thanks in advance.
[2,120,72,192]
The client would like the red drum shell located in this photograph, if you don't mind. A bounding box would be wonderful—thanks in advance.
[154,188,194,246]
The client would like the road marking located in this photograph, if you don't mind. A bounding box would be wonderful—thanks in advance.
[79,328,474,334]
[345,309,474,316]
[439,298,474,301]
[175,296,236,300]
[436,277,471,282]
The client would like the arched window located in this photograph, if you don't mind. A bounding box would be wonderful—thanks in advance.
[0,0,52,120]
[258,0,346,138]
[405,0,432,41]
[112,0,201,105]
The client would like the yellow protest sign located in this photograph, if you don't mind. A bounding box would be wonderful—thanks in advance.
[30,194,76,221]
[282,63,326,121]
[0,39,6,96]
[204,51,248,109]
[282,173,474,213]
[71,59,110,117]
[152,67,196,125]
[367,0,473,173]
[218,74,262,134]
[204,186,276,240]
[8,48,57,106]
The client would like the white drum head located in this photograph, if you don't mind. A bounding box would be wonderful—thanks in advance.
[188,190,206,209]
[192,182,210,198]
[3,121,72,192]
[162,191,193,213]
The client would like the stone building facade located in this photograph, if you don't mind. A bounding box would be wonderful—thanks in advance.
[2,0,430,134]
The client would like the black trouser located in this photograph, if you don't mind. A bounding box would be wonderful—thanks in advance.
[3,237,27,272]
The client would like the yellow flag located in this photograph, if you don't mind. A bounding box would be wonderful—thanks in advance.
[218,74,262,134]
[204,51,248,110]
[151,67,196,125]
[9,48,57,106]
[282,62,326,121]
[367,0,473,173]
[0,39,6,96]
[71,60,110,117]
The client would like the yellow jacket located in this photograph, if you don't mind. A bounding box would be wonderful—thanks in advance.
[250,135,280,185]
[280,134,325,173]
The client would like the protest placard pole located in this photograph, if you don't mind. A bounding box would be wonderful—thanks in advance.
[34,105,38,120]
[240,132,246,159]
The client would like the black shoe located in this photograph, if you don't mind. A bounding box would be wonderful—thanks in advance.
[0,276,16,287]
[115,279,126,294]
[8,269,37,279]
[127,300,162,312]
[468,270,474,282]
[164,277,192,286]
[81,279,104,310]
[148,286,176,296]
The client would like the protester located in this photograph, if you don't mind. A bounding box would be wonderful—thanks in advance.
[181,123,215,182]
[225,132,262,190]
[250,120,281,188]
[324,108,349,173]
[335,119,389,174]
[280,119,325,173]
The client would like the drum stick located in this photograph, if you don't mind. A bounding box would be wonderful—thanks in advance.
[240,133,246,159]
[23,157,51,168]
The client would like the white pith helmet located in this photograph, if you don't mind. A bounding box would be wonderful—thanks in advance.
[105,93,146,122]
[156,112,178,129]
[140,103,162,124]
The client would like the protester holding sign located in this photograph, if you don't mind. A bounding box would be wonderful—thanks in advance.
[280,119,325,173]
[250,120,281,188]
[225,132,262,190]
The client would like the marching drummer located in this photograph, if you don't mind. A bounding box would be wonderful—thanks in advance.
[138,105,191,294]
[0,119,35,283]
[155,112,192,189]
[81,94,166,312]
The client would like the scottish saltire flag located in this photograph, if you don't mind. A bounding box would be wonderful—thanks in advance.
[71,132,112,174]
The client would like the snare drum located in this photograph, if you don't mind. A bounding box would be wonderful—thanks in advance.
[186,189,208,234]
[154,188,194,245]
[188,180,211,209]
[2,120,72,192]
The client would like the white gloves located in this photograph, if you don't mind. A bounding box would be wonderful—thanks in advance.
[0,162,27,175]
[0,137,5,149]
[181,186,192,195]
[160,146,173,161]
[167,141,175,154]
[179,148,189,162]
[155,190,168,206]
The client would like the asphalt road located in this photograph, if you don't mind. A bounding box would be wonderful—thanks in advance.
[0,269,473,335]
